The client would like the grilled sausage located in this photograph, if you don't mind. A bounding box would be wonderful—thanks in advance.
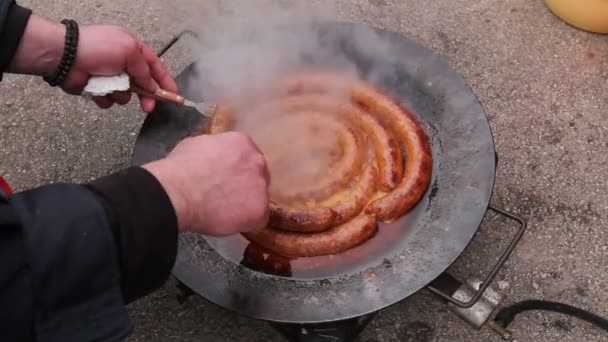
[240,243,293,277]
[204,71,432,257]
[257,94,403,192]
[317,147,378,226]
[265,112,365,204]
[277,73,433,222]
[207,106,365,205]
[269,162,378,233]
[269,202,337,233]
[205,101,234,134]
[243,214,378,258]
[269,145,378,233]
[352,86,433,221]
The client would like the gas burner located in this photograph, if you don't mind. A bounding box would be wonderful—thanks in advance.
[172,213,525,342]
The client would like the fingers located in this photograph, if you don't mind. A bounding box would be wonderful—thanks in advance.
[110,91,132,105]
[126,38,177,95]
[125,39,156,93]
[91,92,136,109]
[246,136,271,185]
[257,188,271,231]
[138,94,156,113]
[127,40,178,112]
[92,94,153,112]
[261,156,271,185]
[93,96,114,109]
[141,44,178,93]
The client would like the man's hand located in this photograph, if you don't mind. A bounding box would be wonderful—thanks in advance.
[61,24,177,112]
[8,15,177,112]
[142,132,271,236]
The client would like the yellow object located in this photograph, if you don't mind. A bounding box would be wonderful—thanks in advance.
[545,0,608,33]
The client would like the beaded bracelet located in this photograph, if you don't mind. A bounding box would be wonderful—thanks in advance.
[44,19,79,87]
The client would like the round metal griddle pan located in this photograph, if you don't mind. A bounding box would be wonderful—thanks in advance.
[131,22,496,324]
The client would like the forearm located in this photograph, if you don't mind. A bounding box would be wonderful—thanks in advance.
[0,1,33,77]
[0,1,65,77]
[85,166,179,303]
[1,184,134,340]
[0,166,178,310]
[7,14,64,77]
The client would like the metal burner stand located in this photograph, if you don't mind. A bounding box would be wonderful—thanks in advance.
[271,314,377,342]
[174,203,526,342]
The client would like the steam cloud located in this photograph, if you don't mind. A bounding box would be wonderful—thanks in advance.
[176,0,404,194]
[179,0,401,104]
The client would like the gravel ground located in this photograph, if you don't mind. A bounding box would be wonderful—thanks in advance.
[1,0,607,341]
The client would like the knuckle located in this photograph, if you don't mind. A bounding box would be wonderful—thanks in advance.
[119,27,138,39]
[122,37,142,55]
[250,153,267,170]
[223,132,264,159]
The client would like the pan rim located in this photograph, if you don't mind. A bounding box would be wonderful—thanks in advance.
[132,21,496,324]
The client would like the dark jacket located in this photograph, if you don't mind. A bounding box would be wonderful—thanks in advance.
[0,1,178,341]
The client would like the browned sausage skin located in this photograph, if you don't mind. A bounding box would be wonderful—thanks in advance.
[252,94,404,192]
[203,72,433,258]
[243,214,378,258]
[267,111,365,205]
[275,74,433,222]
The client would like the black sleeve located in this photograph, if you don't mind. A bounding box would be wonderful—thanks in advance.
[0,183,133,341]
[0,0,32,79]
[0,166,178,340]
[85,166,179,303]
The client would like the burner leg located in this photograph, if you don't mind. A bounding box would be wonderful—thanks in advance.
[427,206,526,311]
[446,276,504,329]
[429,273,505,330]
[271,313,377,342]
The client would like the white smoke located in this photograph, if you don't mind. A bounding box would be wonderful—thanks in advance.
[176,0,401,105]
[173,0,406,193]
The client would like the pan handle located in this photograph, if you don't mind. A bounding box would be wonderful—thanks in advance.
[156,30,200,58]
[426,205,527,309]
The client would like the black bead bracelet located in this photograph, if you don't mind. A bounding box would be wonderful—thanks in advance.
[44,19,79,87]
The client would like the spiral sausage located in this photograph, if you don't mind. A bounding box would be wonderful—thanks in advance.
[203,72,433,257]
[248,95,403,192]
[268,145,378,233]
[275,73,433,222]
[243,214,378,258]
[265,111,365,205]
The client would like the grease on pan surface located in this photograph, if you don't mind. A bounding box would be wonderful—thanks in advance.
[204,72,433,258]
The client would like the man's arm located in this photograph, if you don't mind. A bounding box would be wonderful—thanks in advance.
[0,1,271,340]
[0,0,179,300]
[85,167,179,302]
[0,0,31,79]
[0,0,177,112]
[0,166,178,340]
[0,1,179,339]
[5,11,64,77]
